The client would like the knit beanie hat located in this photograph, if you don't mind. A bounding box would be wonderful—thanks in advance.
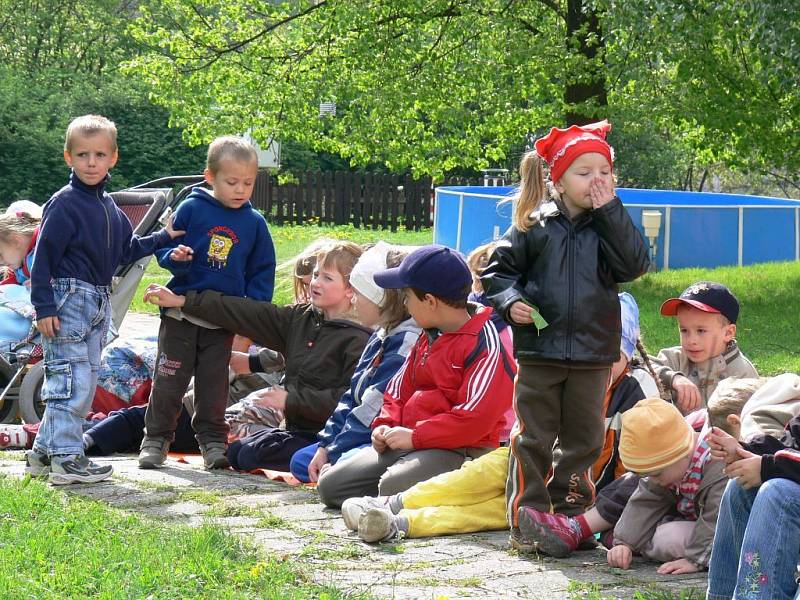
[534,120,614,184]
[619,398,695,473]
[618,292,640,361]
[349,241,392,307]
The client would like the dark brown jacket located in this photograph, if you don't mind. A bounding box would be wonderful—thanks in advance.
[183,290,372,435]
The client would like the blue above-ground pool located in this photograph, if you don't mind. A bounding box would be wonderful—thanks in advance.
[433,186,800,270]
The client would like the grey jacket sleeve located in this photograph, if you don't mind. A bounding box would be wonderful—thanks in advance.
[612,477,676,552]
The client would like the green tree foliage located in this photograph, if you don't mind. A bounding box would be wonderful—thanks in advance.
[125,0,799,186]
[0,0,206,204]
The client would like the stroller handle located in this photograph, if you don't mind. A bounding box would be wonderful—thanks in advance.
[129,175,206,189]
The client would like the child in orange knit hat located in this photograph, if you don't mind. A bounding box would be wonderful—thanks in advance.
[608,398,727,574]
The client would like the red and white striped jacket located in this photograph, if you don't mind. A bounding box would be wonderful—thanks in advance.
[372,305,516,450]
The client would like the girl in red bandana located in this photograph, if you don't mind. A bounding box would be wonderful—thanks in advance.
[481,120,651,553]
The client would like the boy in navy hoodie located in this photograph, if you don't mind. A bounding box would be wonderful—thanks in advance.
[139,135,276,470]
[28,114,182,485]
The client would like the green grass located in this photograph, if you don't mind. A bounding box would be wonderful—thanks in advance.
[0,475,360,600]
[625,261,800,375]
[129,224,799,375]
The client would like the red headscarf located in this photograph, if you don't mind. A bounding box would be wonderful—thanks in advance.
[534,120,614,183]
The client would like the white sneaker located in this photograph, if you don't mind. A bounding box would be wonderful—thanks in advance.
[341,496,391,531]
[358,507,401,543]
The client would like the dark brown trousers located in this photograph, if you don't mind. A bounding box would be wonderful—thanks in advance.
[144,317,233,445]
[506,360,610,525]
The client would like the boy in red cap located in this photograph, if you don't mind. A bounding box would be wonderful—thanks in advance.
[316,245,516,512]
[653,281,758,414]
[482,120,650,549]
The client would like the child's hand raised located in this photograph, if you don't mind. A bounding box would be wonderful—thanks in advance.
[671,375,702,413]
[143,283,185,308]
[164,214,186,239]
[708,426,740,464]
[590,177,615,209]
[170,245,194,262]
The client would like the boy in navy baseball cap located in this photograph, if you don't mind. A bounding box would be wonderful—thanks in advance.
[315,244,516,525]
[651,281,758,414]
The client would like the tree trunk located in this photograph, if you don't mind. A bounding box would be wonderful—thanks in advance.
[564,0,608,125]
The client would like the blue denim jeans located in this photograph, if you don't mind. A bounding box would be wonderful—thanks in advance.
[707,478,800,600]
[33,279,111,457]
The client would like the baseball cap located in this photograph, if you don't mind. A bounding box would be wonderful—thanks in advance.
[660,281,739,324]
[373,245,471,300]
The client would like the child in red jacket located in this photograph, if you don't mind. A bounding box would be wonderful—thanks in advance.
[317,245,516,508]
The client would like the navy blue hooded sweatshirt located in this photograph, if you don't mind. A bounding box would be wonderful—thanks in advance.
[31,171,172,319]
[156,187,275,301]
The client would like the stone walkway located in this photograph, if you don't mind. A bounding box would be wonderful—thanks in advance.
[0,312,709,600]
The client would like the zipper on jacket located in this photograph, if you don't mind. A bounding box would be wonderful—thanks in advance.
[566,225,575,359]
[99,189,111,249]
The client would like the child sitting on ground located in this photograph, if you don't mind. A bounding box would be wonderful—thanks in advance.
[143,240,372,471]
[139,135,276,470]
[607,399,727,574]
[652,281,758,414]
[736,372,800,440]
[315,244,516,509]
[339,292,656,543]
[288,243,421,483]
[707,413,800,599]
[518,377,769,559]
[0,210,41,352]
[224,242,335,440]
[0,211,38,287]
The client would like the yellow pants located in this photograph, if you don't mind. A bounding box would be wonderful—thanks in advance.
[401,446,509,537]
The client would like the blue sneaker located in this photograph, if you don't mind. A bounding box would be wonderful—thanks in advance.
[25,449,50,477]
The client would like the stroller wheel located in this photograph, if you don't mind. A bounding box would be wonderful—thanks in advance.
[0,385,18,424]
[19,363,45,424]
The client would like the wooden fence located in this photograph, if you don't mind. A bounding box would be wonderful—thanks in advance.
[250,171,481,231]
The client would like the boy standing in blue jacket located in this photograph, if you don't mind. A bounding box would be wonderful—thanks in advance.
[28,114,183,485]
[139,135,276,470]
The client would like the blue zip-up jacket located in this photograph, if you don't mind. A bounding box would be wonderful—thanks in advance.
[317,317,420,464]
[31,172,172,319]
[156,187,275,301]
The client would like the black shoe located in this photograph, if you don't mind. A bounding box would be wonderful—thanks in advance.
[49,455,113,485]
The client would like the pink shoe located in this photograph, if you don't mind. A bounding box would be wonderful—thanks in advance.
[517,506,582,558]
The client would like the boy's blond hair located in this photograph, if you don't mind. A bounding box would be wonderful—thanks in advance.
[64,115,117,152]
[207,136,258,174]
[707,377,768,435]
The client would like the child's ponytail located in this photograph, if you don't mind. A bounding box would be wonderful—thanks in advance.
[635,337,668,401]
[512,151,546,232]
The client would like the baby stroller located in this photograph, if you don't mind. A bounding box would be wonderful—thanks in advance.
[0,175,206,424]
